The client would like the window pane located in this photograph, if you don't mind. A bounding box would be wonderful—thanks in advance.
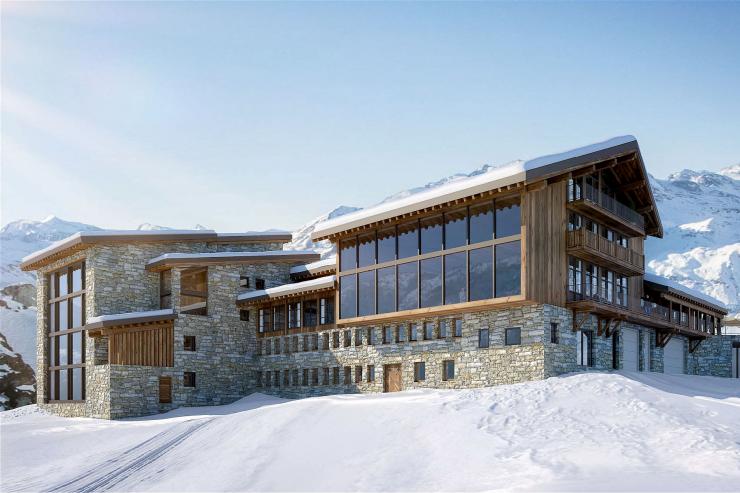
[72,332,83,364]
[58,300,68,331]
[50,302,56,332]
[58,335,68,365]
[397,221,419,259]
[495,241,521,297]
[469,246,493,301]
[420,257,442,308]
[49,336,56,366]
[506,327,521,345]
[71,296,83,329]
[358,233,376,268]
[72,267,83,292]
[59,368,68,400]
[181,269,207,315]
[420,215,443,255]
[444,252,466,305]
[358,270,375,317]
[339,237,357,271]
[303,300,317,327]
[397,262,418,311]
[340,274,357,319]
[72,368,83,400]
[444,208,467,249]
[470,202,494,244]
[495,196,521,238]
[377,266,396,314]
[479,328,490,348]
[58,272,69,297]
[49,370,56,400]
[377,227,396,263]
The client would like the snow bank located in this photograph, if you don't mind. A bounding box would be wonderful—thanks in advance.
[2,372,740,492]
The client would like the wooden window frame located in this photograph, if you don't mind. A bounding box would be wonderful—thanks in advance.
[183,371,196,388]
[180,267,208,316]
[183,335,196,352]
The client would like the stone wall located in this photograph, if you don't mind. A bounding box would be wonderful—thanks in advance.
[255,304,558,399]
[688,334,740,377]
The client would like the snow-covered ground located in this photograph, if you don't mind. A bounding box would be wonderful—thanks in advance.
[2,372,739,492]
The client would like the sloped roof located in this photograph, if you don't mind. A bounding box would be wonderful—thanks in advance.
[237,275,336,304]
[644,273,727,314]
[20,230,293,271]
[312,136,662,240]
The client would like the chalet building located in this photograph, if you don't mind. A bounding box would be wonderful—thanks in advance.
[22,136,738,418]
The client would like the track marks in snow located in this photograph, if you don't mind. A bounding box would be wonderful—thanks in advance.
[44,418,213,493]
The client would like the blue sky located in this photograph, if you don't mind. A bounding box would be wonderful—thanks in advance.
[2,2,739,232]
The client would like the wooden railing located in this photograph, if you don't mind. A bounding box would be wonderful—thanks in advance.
[577,182,645,229]
[567,229,644,271]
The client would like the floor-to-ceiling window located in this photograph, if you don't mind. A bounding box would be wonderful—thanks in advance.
[337,194,522,319]
[47,262,86,401]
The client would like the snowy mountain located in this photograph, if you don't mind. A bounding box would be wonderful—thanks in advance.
[0,163,737,409]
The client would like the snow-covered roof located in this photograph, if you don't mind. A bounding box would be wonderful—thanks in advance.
[20,230,294,271]
[146,250,320,271]
[644,273,727,313]
[237,275,336,304]
[311,136,638,240]
[85,308,176,330]
[289,258,336,276]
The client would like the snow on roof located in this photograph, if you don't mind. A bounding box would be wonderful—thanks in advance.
[311,136,637,240]
[643,273,727,311]
[86,309,175,325]
[289,257,336,275]
[237,275,336,302]
[20,229,293,270]
[147,250,318,266]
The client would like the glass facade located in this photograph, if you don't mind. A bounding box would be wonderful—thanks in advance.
[337,195,521,319]
[48,263,85,401]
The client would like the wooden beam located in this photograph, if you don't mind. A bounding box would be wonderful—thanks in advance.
[689,338,703,353]
[621,181,646,193]
[572,310,590,332]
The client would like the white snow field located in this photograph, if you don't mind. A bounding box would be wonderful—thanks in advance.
[2,372,740,492]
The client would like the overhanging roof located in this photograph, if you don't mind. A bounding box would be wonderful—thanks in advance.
[84,309,177,331]
[289,257,336,280]
[311,136,663,241]
[20,230,293,271]
[237,275,336,305]
[145,250,320,271]
[644,273,728,314]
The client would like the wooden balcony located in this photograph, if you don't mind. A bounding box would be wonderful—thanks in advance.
[567,229,644,276]
[566,291,715,340]
[568,183,645,236]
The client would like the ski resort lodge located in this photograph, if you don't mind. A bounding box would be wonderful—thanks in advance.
[20,136,739,419]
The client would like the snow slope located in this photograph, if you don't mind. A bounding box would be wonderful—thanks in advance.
[2,372,740,492]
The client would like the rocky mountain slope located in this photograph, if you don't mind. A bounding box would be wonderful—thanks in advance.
[1,163,737,409]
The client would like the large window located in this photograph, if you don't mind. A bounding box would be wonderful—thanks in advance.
[48,263,86,402]
[336,195,521,318]
[420,257,442,308]
[180,268,207,315]
[495,241,521,297]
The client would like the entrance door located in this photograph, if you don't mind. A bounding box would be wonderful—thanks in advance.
[383,364,402,393]
[622,329,639,372]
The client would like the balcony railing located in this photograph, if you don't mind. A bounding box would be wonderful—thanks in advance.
[567,229,644,273]
[575,182,645,229]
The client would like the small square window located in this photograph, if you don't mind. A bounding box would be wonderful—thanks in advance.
[354,328,363,346]
[333,332,340,348]
[239,309,250,321]
[355,365,362,383]
[255,278,265,290]
[183,371,196,388]
[312,368,319,386]
[383,326,392,344]
[439,320,448,339]
[505,327,521,346]
[367,365,375,382]
[442,360,455,381]
[414,362,426,382]
[303,369,309,386]
[366,327,375,345]
[333,367,340,385]
[183,336,196,352]
[323,332,330,350]
[323,367,330,385]
[409,324,418,341]
[344,366,352,385]
[550,322,559,344]
[478,328,489,348]
[395,326,404,343]
[239,276,250,289]
[454,319,463,337]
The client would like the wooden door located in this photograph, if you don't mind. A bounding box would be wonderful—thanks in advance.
[383,364,402,393]
[159,376,172,404]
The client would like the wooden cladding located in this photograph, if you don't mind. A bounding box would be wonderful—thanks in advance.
[108,324,174,367]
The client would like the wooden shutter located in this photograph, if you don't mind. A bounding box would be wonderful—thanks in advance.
[159,376,172,403]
